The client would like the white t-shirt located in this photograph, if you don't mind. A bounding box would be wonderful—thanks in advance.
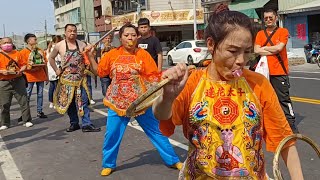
[46,45,61,81]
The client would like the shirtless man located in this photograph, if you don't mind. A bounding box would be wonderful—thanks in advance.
[49,24,100,132]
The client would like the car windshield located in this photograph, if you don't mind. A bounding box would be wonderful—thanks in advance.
[195,41,207,47]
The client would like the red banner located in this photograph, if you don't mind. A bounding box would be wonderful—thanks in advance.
[296,23,306,41]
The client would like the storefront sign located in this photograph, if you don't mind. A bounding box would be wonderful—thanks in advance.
[111,9,204,28]
[112,14,136,28]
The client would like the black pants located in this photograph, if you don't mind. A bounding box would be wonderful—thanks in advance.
[0,76,32,126]
[270,75,299,133]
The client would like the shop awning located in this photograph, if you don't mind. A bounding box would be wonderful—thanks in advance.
[239,9,259,19]
[229,0,270,11]
[278,0,320,14]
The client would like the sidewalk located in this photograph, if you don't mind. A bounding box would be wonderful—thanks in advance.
[289,57,306,66]
[289,62,320,72]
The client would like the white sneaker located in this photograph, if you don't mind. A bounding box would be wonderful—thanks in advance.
[49,103,54,109]
[90,100,96,105]
[49,102,54,108]
[0,126,8,130]
[23,122,33,128]
[130,119,139,126]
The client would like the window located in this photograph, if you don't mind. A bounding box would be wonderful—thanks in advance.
[67,8,81,24]
[94,7,102,18]
[195,41,207,47]
[176,42,185,49]
[184,42,192,48]
[112,0,146,15]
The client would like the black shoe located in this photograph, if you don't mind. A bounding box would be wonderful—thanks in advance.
[37,112,48,118]
[18,116,23,122]
[289,123,299,134]
[66,124,81,132]
[291,127,300,134]
[82,124,101,132]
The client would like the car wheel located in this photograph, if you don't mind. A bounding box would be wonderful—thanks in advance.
[167,55,174,66]
[187,56,194,65]
[311,56,317,64]
[316,55,320,68]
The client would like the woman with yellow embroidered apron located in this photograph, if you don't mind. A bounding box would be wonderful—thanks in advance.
[49,24,100,133]
[153,5,304,180]
[87,24,183,176]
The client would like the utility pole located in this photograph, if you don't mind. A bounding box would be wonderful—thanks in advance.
[137,0,142,19]
[12,32,15,43]
[3,24,6,37]
[193,0,197,40]
[83,0,89,42]
[45,20,48,48]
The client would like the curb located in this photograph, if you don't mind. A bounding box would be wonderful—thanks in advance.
[289,57,306,66]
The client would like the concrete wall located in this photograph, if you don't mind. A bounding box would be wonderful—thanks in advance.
[80,0,95,33]
[279,0,314,11]
[55,0,80,16]
[54,0,95,34]
[148,0,201,11]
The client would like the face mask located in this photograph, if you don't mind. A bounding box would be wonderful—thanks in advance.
[1,44,13,52]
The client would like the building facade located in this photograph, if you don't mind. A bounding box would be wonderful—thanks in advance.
[279,0,320,49]
[93,0,113,33]
[52,0,95,39]
[110,0,279,49]
[110,0,204,49]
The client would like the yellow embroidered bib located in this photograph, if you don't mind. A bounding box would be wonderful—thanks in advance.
[103,51,160,116]
[183,74,266,180]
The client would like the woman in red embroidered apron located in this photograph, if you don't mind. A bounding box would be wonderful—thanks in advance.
[153,5,304,180]
[87,24,182,176]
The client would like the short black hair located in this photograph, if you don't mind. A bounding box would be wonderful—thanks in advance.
[65,24,77,31]
[205,4,254,54]
[264,9,277,16]
[119,23,139,38]
[137,18,150,26]
[24,33,36,43]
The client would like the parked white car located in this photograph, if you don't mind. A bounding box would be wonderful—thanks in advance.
[167,40,212,66]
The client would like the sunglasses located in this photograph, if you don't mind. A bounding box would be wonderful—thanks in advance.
[264,16,274,21]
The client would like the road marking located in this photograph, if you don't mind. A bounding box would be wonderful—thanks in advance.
[290,70,320,74]
[291,96,320,105]
[289,76,320,81]
[44,88,188,150]
[90,107,188,151]
[0,135,24,180]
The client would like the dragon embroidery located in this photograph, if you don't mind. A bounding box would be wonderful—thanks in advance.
[190,101,209,123]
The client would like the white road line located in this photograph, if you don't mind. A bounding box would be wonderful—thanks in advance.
[0,135,24,180]
[44,88,188,150]
[290,70,320,74]
[90,107,189,151]
[289,76,320,81]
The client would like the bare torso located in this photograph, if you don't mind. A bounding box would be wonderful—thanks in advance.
[55,39,87,58]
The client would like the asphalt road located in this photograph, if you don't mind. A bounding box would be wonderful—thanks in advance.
[0,63,319,180]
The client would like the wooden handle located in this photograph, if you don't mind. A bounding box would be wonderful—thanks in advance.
[125,65,197,117]
[126,78,170,117]
[273,134,320,180]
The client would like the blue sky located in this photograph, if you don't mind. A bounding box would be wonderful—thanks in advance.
[0,0,55,37]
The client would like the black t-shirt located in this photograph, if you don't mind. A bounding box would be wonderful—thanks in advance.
[137,36,162,65]
[96,47,102,60]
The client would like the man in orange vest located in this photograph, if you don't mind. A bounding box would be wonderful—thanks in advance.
[0,37,33,130]
[254,9,298,133]
[20,34,48,118]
